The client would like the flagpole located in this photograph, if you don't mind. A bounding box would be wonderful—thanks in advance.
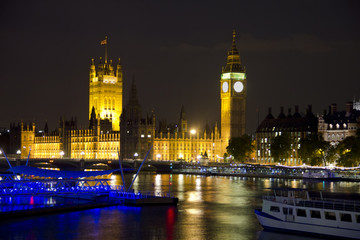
[105,36,108,63]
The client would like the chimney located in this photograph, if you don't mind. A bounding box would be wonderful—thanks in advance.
[330,104,337,114]
[346,101,353,113]
[287,108,292,117]
[308,105,312,113]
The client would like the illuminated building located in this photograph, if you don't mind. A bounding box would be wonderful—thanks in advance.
[220,30,246,154]
[152,109,221,162]
[89,37,123,131]
[318,102,360,146]
[15,32,245,162]
[255,106,318,165]
[120,80,222,162]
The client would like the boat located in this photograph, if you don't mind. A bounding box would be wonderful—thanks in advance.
[255,188,360,239]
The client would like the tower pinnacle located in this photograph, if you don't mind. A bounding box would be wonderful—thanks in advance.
[224,30,242,72]
[232,29,237,50]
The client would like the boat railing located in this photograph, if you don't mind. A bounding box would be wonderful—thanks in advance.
[263,195,360,212]
[295,198,360,212]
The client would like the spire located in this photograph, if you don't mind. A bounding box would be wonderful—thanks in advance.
[180,105,186,120]
[44,121,49,134]
[116,58,123,79]
[129,74,139,106]
[89,106,97,129]
[223,30,243,73]
[231,29,238,53]
[125,74,142,120]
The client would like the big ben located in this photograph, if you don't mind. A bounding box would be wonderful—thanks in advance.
[220,30,246,153]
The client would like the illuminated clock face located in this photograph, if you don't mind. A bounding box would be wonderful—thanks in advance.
[222,82,229,92]
[234,81,244,93]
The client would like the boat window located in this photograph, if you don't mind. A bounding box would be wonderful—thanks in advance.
[270,206,280,212]
[340,213,352,222]
[310,210,321,219]
[325,211,336,220]
[283,207,288,215]
[357,215,360,223]
[296,209,306,217]
[289,208,293,215]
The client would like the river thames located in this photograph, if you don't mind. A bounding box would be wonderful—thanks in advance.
[1,173,359,240]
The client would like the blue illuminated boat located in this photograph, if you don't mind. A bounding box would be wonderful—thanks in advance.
[255,188,360,239]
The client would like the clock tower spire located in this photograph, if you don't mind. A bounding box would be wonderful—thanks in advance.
[220,30,247,156]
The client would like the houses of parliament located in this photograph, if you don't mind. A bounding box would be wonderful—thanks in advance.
[11,32,247,162]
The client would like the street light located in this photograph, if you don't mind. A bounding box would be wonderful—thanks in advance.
[60,151,64,158]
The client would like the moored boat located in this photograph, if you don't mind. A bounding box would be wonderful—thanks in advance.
[255,188,360,239]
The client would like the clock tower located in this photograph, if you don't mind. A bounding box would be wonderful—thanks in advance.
[220,30,246,154]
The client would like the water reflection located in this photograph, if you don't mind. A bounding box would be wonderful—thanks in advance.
[1,173,360,240]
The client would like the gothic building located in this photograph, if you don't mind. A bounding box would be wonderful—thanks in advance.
[220,30,247,154]
[120,79,155,160]
[13,32,246,162]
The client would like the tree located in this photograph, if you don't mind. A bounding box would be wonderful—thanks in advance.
[298,134,336,166]
[270,133,291,164]
[336,130,360,167]
[226,135,255,163]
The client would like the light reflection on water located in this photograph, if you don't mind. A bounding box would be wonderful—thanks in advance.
[0,173,359,240]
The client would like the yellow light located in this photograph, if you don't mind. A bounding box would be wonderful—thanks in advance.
[190,129,196,135]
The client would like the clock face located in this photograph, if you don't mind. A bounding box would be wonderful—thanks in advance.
[234,81,244,93]
[222,82,229,93]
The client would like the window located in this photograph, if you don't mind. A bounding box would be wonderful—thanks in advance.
[283,207,288,215]
[310,210,321,219]
[289,208,293,215]
[340,213,352,222]
[297,209,306,217]
[357,215,360,223]
[270,206,280,212]
[325,211,336,220]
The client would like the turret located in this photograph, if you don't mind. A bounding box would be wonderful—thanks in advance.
[116,58,123,80]
[179,105,187,134]
[90,58,96,82]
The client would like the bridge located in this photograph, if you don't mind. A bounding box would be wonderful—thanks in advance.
[0,157,179,173]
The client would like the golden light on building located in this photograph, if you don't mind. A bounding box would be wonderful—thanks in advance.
[19,32,247,163]
[89,38,123,131]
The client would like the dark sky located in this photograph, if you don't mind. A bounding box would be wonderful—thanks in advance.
[1,0,359,134]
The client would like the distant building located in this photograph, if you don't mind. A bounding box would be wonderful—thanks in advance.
[256,105,318,166]
[353,98,360,111]
[318,102,360,146]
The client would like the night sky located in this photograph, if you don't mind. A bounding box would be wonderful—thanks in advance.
[1,0,359,134]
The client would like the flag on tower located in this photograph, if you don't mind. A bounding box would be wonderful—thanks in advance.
[101,38,107,45]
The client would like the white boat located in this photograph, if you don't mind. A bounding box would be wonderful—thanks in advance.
[255,188,360,239]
